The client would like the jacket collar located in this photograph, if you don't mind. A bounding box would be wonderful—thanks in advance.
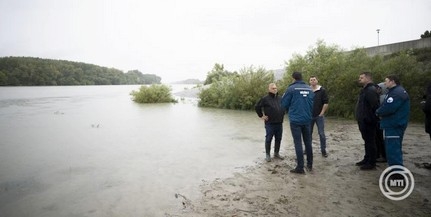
[363,82,375,89]
[311,85,322,91]
[290,80,306,86]
[268,92,277,97]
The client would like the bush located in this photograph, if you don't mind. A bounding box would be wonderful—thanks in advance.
[282,41,431,121]
[199,66,275,110]
[130,84,177,103]
[199,41,431,122]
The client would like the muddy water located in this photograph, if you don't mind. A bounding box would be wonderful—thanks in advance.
[0,85,266,217]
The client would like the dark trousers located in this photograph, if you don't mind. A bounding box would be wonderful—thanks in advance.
[290,122,313,170]
[358,121,377,165]
[265,123,283,154]
[426,113,431,140]
[375,122,386,159]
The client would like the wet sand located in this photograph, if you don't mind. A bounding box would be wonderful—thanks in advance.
[169,119,431,217]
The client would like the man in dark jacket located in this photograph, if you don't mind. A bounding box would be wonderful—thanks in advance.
[355,72,380,170]
[377,75,410,166]
[422,83,431,169]
[255,83,285,162]
[281,72,314,174]
[423,83,431,140]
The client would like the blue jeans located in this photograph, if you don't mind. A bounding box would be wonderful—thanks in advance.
[310,116,327,154]
[265,123,283,154]
[290,122,313,170]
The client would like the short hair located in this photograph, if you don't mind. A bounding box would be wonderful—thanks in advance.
[292,72,302,80]
[360,72,373,80]
[386,75,400,85]
[310,75,318,80]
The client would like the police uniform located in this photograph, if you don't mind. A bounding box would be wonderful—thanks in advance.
[376,85,410,166]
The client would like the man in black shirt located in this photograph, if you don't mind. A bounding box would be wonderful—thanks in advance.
[309,76,329,157]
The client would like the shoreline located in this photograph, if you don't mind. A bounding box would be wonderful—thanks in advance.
[169,121,431,217]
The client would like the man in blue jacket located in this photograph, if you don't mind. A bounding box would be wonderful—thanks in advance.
[376,75,410,166]
[282,72,314,174]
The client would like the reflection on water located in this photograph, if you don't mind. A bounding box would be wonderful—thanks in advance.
[0,85,265,217]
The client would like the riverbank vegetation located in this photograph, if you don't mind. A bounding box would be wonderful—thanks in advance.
[199,41,431,121]
[1,42,430,120]
[0,57,161,85]
[199,65,273,110]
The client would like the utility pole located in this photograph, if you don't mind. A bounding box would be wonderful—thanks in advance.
[376,29,380,46]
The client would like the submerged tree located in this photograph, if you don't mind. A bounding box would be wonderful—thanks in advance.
[199,66,274,110]
[203,63,238,85]
[130,84,177,103]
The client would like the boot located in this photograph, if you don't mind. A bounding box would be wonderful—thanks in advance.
[274,153,284,160]
[265,154,271,162]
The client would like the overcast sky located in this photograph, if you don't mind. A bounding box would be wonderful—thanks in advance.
[1,0,430,83]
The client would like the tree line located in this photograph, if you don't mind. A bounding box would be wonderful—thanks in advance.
[0,57,161,86]
[199,41,431,122]
[2,43,430,122]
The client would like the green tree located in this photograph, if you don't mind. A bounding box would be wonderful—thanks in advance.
[0,70,7,85]
[377,51,428,121]
[282,40,430,121]
[203,63,237,85]
[281,41,353,118]
[0,57,163,86]
[125,70,161,84]
[421,30,430,38]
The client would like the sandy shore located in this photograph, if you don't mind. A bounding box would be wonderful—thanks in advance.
[168,119,431,217]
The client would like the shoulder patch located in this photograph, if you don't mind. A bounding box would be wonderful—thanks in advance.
[386,97,394,103]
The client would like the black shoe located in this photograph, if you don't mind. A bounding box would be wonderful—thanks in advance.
[356,160,366,166]
[376,157,387,163]
[306,165,313,172]
[360,164,376,170]
[322,152,328,158]
[290,168,305,174]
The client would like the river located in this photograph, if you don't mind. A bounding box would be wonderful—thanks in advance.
[0,85,267,217]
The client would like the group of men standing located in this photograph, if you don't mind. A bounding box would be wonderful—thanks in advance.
[355,73,410,170]
[255,72,329,174]
[255,71,411,174]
